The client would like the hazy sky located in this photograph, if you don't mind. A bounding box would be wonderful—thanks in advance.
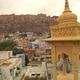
[0,0,80,21]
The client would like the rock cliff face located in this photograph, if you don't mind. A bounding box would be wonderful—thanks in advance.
[0,14,58,33]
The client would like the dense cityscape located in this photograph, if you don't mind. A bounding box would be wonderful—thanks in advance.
[0,31,52,80]
[0,0,80,80]
[0,6,58,80]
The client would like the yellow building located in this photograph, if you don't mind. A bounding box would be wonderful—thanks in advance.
[46,0,80,80]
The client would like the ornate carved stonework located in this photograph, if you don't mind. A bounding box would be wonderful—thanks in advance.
[51,27,80,37]
[46,0,80,80]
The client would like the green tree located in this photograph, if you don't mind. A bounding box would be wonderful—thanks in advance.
[0,40,16,51]
[25,55,29,66]
[13,48,24,55]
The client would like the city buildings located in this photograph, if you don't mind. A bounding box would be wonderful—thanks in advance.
[0,58,22,80]
[0,51,23,80]
[0,51,13,60]
[24,62,47,78]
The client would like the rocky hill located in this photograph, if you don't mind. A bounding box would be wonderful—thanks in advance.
[0,14,58,33]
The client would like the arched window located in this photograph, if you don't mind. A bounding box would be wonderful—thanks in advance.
[57,53,72,73]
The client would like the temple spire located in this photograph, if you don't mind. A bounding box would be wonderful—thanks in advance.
[64,0,71,12]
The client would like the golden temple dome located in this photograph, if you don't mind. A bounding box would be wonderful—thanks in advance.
[59,0,77,23]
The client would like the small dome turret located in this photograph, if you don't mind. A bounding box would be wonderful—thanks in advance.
[59,0,77,23]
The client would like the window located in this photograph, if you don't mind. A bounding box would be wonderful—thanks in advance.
[36,74,40,77]
[32,74,35,76]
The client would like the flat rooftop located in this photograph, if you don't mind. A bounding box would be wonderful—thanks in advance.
[0,58,22,69]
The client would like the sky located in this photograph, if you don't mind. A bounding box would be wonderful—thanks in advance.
[0,0,80,21]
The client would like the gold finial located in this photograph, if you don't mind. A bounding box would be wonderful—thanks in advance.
[64,0,71,12]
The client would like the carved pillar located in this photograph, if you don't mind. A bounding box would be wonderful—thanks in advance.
[51,44,57,80]
[72,43,79,80]
[62,63,67,75]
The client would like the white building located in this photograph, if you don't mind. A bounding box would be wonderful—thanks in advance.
[0,58,22,80]
[0,51,24,80]
[25,62,47,78]
[0,51,13,60]
[31,39,46,48]
[16,54,25,67]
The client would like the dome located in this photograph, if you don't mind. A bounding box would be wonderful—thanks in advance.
[58,0,77,23]
[57,73,74,80]
[59,11,77,23]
